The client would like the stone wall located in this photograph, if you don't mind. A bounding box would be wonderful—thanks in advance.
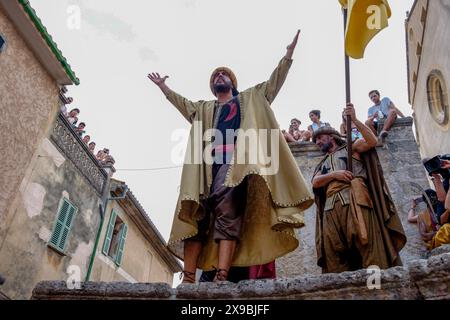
[0,7,60,221]
[0,123,104,299]
[31,246,450,300]
[277,118,430,277]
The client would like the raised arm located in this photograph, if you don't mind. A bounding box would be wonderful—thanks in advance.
[257,30,301,104]
[148,72,199,123]
[343,103,378,154]
[285,29,300,60]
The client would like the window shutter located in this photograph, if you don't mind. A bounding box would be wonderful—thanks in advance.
[115,224,128,266]
[49,199,77,252]
[102,210,117,255]
[59,204,76,251]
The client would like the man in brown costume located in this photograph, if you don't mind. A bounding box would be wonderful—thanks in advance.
[312,104,406,273]
[148,31,313,283]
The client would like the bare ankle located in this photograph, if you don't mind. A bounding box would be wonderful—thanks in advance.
[180,270,196,283]
[213,269,229,282]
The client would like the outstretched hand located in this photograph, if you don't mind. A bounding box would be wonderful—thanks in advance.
[285,30,301,59]
[147,72,169,87]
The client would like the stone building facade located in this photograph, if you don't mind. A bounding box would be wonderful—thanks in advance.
[0,113,181,299]
[406,0,450,158]
[0,1,180,299]
[0,0,79,299]
[0,114,110,299]
[0,0,79,223]
[90,180,182,285]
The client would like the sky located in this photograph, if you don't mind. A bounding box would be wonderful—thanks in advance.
[29,0,415,243]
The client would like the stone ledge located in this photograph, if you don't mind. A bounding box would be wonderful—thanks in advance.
[288,117,415,156]
[32,281,173,300]
[32,250,450,300]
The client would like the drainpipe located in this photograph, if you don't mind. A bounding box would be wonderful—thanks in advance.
[84,173,128,282]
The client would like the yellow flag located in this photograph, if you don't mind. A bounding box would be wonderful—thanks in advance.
[339,0,391,59]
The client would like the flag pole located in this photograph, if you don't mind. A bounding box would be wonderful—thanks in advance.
[343,8,353,173]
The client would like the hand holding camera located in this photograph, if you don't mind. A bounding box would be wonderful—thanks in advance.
[423,154,450,180]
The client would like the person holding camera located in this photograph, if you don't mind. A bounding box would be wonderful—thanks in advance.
[423,156,450,225]
[408,190,441,250]
[409,157,450,250]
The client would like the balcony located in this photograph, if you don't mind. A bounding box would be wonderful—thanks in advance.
[50,113,108,195]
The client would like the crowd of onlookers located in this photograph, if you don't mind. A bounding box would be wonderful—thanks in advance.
[60,102,115,166]
[281,86,450,250]
[283,89,405,144]
[408,155,450,250]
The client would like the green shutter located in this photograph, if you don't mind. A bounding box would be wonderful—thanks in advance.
[49,198,77,252]
[102,210,117,255]
[60,205,76,251]
[115,224,128,266]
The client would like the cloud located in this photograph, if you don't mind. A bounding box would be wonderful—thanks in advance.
[68,0,136,42]
[138,47,158,62]
[82,7,137,42]
[183,0,200,8]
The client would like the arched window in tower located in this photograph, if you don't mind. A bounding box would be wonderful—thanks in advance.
[427,70,449,127]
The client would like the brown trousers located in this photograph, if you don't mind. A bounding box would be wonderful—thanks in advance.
[191,164,248,243]
[322,200,390,273]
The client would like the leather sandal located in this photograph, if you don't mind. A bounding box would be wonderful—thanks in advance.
[213,268,229,282]
[180,270,196,283]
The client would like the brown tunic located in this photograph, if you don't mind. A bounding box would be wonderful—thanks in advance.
[314,146,406,273]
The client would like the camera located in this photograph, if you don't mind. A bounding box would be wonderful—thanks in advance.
[423,154,450,180]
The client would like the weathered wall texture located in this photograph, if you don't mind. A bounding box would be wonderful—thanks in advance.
[31,246,450,300]
[407,0,450,158]
[91,201,173,285]
[0,137,102,299]
[0,8,60,221]
[277,118,430,277]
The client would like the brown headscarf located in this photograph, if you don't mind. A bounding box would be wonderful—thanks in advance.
[210,67,238,96]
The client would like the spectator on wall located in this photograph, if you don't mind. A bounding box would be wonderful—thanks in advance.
[82,135,91,144]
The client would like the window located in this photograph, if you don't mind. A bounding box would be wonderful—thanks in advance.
[102,210,128,266]
[48,198,77,253]
[409,28,414,41]
[0,34,5,52]
[427,70,449,127]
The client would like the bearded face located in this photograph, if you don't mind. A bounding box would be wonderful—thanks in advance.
[213,72,233,94]
[315,134,333,153]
